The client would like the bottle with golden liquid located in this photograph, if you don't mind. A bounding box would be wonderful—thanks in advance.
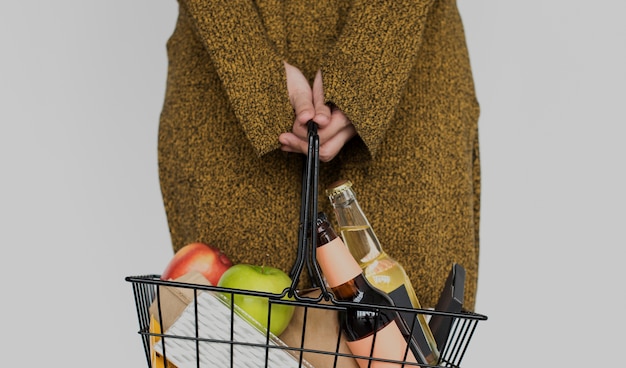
[326,179,440,365]
[315,212,423,367]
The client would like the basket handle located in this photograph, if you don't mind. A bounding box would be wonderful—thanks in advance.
[287,120,332,302]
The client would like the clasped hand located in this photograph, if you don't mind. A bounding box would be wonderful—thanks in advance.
[279,61,356,162]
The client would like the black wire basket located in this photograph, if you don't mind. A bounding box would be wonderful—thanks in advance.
[126,122,487,368]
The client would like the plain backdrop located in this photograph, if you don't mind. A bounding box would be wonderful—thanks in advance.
[1,1,624,367]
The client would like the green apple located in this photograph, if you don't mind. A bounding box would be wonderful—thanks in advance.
[217,264,295,336]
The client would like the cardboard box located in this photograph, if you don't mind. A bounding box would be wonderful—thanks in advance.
[279,289,359,368]
[148,271,210,332]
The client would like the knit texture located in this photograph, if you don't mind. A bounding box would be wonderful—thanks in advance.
[158,0,480,310]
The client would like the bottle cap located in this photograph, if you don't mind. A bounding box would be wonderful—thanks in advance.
[325,179,352,197]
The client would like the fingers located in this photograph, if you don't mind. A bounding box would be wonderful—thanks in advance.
[291,105,353,146]
[312,70,331,127]
[279,108,357,161]
[317,108,352,144]
[289,69,330,141]
[280,124,357,161]
[279,132,309,154]
[292,93,315,126]
[318,124,357,162]
[282,64,355,159]
[284,61,315,125]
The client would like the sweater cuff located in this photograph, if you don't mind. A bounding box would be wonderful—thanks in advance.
[321,0,434,158]
[179,0,293,156]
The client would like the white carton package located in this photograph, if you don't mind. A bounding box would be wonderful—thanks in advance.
[154,289,314,368]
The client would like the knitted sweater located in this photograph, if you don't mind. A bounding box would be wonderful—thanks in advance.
[158,0,480,310]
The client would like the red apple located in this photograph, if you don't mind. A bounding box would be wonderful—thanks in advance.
[161,242,233,285]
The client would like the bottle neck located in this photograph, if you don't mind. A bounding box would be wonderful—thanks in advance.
[329,188,384,263]
[317,222,337,245]
[331,273,369,300]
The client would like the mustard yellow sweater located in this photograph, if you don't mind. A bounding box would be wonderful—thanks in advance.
[158,0,480,310]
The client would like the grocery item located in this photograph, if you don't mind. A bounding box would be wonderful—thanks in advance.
[326,179,440,365]
[160,242,232,286]
[217,263,295,336]
[429,263,466,351]
[152,289,313,368]
[149,271,211,331]
[278,288,359,368]
[315,212,421,367]
[149,315,177,368]
[148,271,309,368]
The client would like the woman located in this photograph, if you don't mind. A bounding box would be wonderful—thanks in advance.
[158,0,480,310]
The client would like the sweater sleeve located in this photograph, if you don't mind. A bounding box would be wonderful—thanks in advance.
[178,0,293,156]
[321,0,434,158]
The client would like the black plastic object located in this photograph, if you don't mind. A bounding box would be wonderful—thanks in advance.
[429,264,466,354]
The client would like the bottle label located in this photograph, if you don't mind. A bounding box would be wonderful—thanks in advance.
[316,237,362,288]
[346,321,418,367]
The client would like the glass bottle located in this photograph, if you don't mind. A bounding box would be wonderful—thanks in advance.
[326,179,440,365]
[315,212,424,367]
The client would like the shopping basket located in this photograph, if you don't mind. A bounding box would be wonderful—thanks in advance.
[126,121,487,368]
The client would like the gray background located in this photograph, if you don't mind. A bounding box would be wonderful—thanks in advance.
[1,1,624,367]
